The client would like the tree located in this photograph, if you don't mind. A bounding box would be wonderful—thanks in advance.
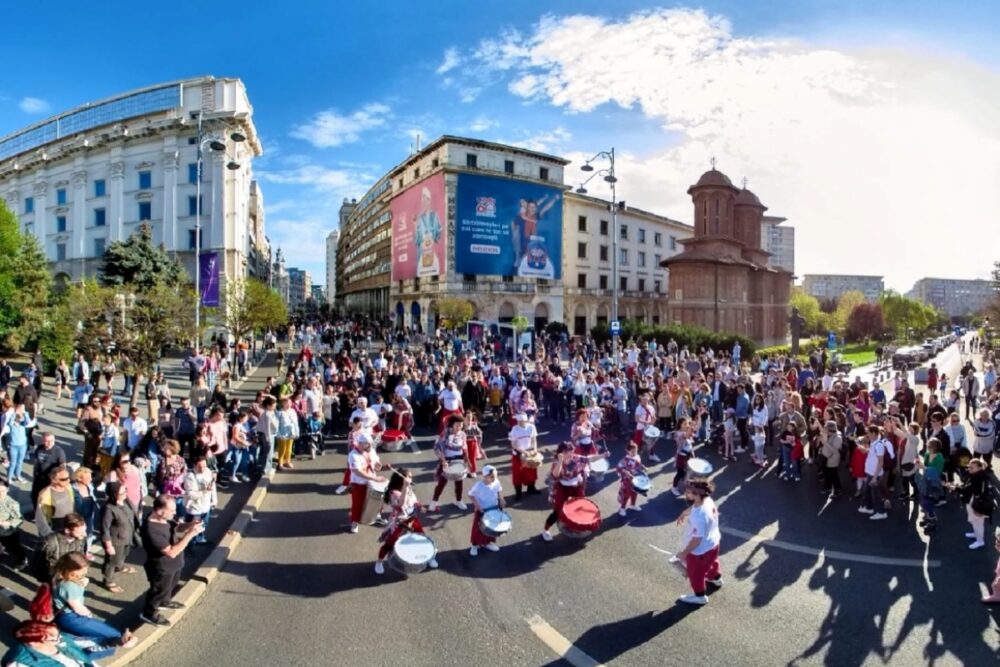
[510,314,530,348]
[846,303,885,342]
[0,199,52,353]
[100,223,185,290]
[437,297,474,331]
[879,290,937,341]
[789,288,823,335]
[833,290,866,335]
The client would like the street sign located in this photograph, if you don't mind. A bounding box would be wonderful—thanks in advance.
[611,320,621,336]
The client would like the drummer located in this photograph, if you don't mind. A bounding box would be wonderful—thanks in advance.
[510,412,541,501]
[616,441,648,516]
[464,411,487,476]
[347,433,386,534]
[390,394,414,439]
[571,409,597,456]
[633,393,659,463]
[436,381,464,434]
[468,464,505,557]
[375,467,438,574]
[540,442,608,542]
[428,415,470,511]
[671,418,695,498]
[335,416,364,495]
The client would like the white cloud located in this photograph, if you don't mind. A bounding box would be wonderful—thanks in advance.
[290,103,391,148]
[498,127,572,153]
[468,115,498,132]
[19,97,50,114]
[436,47,461,74]
[464,8,1000,291]
[258,164,374,199]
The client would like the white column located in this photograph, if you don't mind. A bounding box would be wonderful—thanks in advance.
[32,178,48,246]
[71,168,87,263]
[109,160,125,242]
[161,150,178,251]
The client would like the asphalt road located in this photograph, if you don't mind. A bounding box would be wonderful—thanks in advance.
[141,341,1000,667]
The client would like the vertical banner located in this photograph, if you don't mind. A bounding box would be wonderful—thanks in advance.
[199,251,220,307]
[455,173,563,278]
[391,173,446,281]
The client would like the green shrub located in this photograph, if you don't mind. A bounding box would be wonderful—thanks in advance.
[590,321,757,358]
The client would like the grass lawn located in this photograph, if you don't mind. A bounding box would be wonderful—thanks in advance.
[837,343,878,367]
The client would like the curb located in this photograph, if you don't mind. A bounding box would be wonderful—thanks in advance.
[106,470,275,667]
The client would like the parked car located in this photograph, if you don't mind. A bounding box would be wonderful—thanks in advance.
[892,347,921,370]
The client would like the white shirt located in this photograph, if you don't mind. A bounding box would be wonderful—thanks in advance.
[123,416,148,449]
[350,407,379,435]
[468,478,502,511]
[865,438,889,476]
[439,389,461,411]
[634,403,654,430]
[509,424,537,452]
[348,449,379,486]
[303,388,322,416]
[684,497,721,555]
[394,383,412,401]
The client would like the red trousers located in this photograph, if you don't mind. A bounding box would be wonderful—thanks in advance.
[544,482,584,529]
[467,438,480,474]
[377,517,425,560]
[433,478,464,502]
[618,482,637,508]
[511,453,538,487]
[470,510,496,547]
[685,546,721,595]
[349,483,368,523]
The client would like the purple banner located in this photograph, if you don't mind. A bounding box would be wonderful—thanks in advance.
[199,252,220,307]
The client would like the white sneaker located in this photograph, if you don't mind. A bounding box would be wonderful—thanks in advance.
[350,523,359,534]
[455,501,468,511]
[671,488,683,498]
[707,576,724,588]
[374,561,385,575]
[649,455,662,463]
[335,485,347,495]
[678,594,708,605]
[628,505,642,512]
[470,546,479,557]
[965,532,977,538]
[857,507,874,514]
[869,513,887,521]
[619,509,627,517]
[734,447,746,454]
[484,543,500,552]
[428,501,439,512]
[540,530,553,542]
[428,558,439,568]
[969,540,985,550]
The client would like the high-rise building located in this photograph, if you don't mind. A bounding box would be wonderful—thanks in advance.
[761,215,795,274]
[0,77,263,288]
[247,180,270,285]
[272,247,289,304]
[907,277,996,317]
[287,267,312,310]
[326,228,340,303]
[801,274,884,302]
[310,284,325,304]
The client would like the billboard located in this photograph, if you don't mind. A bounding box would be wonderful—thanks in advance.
[199,252,220,307]
[455,173,563,278]
[391,173,446,281]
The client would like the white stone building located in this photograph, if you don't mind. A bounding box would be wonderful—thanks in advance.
[561,192,692,335]
[0,76,263,287]
[907,277,996,317]
[325,228,340,302]
[761,215,795,274]
[801,274,884,302]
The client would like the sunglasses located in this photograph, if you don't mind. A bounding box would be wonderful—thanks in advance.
[57,476,70,482]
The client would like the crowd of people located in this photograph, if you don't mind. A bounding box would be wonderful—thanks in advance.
[0,317,997,663]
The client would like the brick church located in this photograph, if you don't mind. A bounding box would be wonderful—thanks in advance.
[662,166,791,346]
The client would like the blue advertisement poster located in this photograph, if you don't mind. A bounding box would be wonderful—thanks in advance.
[455,173,563,278]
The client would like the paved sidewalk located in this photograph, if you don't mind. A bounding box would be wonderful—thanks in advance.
[0,350,273,654]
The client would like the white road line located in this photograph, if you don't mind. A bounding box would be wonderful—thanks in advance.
[721,526,941,568]
[526,614,606,667]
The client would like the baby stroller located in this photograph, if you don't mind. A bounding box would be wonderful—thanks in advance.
[708,422,725,449]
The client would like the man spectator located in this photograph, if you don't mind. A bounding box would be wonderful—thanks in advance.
[70,354,90,387]
[123,405,148,451]
[963,371,980,421]
[35,512,86,581]
[172,397,197,456]
[139,494,205,627]
[31,433,66,509]
[35,466,75,538]
[12,375,38,441]
[0,359,11,392]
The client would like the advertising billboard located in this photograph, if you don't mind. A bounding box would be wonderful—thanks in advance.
[390,173,446,281]
[455,173,563,279]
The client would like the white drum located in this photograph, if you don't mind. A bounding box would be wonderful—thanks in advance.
[687,458,713,479]
[480,509,513,538]
[632,473,652,496]
[389,533,437,575]
[643,425,661,440]
[444,460,469,481]
[590,457,610,475]
[360,479,388,525]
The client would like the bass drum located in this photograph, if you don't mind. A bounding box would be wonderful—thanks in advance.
[558,498,602,539]
[389,533,437,575]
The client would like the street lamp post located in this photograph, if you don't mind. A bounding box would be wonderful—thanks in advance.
[577,148,618,366]
[194,112,246,347]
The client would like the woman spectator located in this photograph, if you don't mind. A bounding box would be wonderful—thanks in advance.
[189,375,210,422]
[155,440,187,509]
[100,481,139,594]
[958,458,992,550]
[156,397,174,438]
[0,479,28,571]
[972,408,997,470]
[104,453,143,512]
[5,403,32,485]
[2,620,96,666]
[52,552,135,653]
[71,468,97,557]
[275,397,300,470]
[182,457,215,546]
[54,359,70,402]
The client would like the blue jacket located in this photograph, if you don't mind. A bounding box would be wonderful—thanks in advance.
[734,394,750,419]
[2,635,94,666]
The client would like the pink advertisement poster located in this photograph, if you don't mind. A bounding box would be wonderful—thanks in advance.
[391,173,446,281]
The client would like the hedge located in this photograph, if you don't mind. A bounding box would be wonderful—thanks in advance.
[590,321,756,358]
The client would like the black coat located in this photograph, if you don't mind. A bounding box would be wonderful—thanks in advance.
[101,502,141,545]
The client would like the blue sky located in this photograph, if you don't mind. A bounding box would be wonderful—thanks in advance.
[2,1,999,291]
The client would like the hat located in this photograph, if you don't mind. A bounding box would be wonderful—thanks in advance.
[482,465,497,477]
[516,413,528,422]
[356,433,373,445]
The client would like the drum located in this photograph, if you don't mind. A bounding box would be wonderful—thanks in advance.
[444,461,469,481]
[520,451,544,468]
[687,458,713,480]
[381,429,407,452]
[360,479,388,525]
[589,456,610,481]
[642,425,661,447]
[632,473,652,496]
[480,509,513,538]
[558,498,602,539]
[389,533,437,575]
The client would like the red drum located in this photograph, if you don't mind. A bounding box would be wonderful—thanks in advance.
[381,429,408,452]
[558,498,602,539]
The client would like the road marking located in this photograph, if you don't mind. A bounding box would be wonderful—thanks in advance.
[721,526,941,568]
[526,614,606,667]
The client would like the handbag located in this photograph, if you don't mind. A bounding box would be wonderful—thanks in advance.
[972,492,996,517]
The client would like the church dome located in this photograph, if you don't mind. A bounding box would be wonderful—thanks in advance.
[734,188,764,207]
[692,168,733,189]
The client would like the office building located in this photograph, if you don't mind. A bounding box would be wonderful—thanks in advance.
[801,274,884,302]
[287,267,311,310]
[761,215,794,274]
[325,228,340,303]
[907,277,996,317]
